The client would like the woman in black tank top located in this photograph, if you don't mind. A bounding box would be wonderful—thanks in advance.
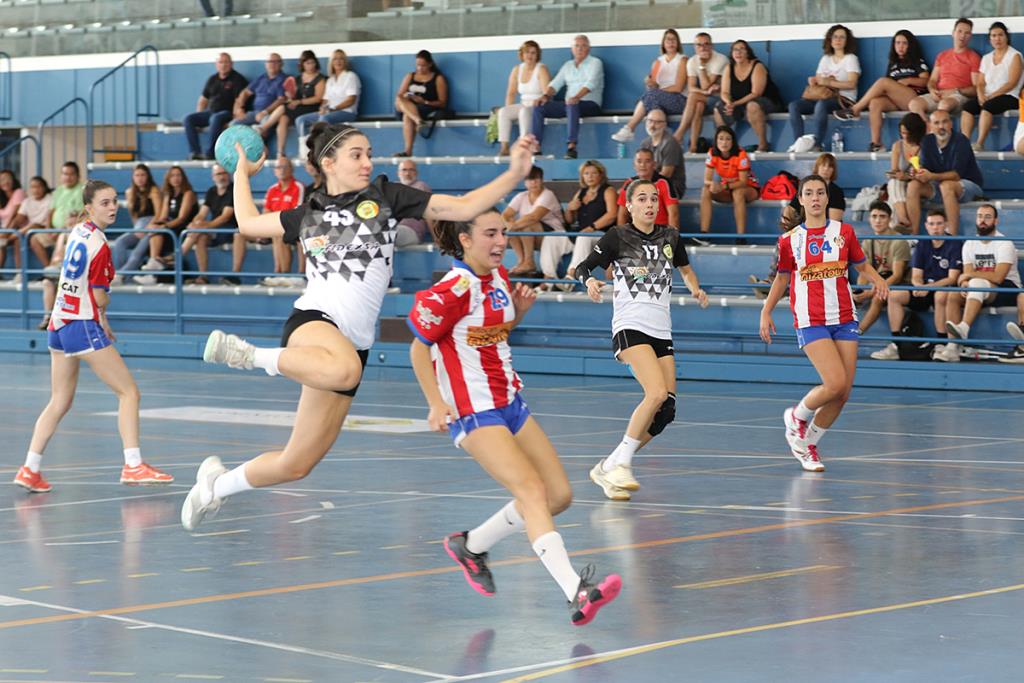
[275,50,327,159]
[394,49,450,157]
[714,40,782,152]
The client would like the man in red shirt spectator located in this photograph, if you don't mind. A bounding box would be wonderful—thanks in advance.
[231,157,304,286]
[615,148,679,229]
[909,18,981,119]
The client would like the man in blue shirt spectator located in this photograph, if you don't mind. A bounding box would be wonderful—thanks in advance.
[532,35,604,159]
[183,52,248,161]
[907,108,983,235]
[230,53,288,147]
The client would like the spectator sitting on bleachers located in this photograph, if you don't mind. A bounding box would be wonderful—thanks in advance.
[872,209,962,360]
[907,109,983,235]
[8,176,51,285]
[713,39,782,153]
[250,157,304,287]
[178,165,236,286]
[610,29,687,145]
[542,160,617,291]
[855,202,909,334]
[497,40,550,157]
[111,164,162,280]
[937,204,1024,362]
[36,161,84,277]
[394,50,450,157]
[908,18,980,121]
[782,153,845,226]
[270,50,326,159]
[295,49,361,137]
[501,165,563,276]
[639,108,685,198]
[787,24,860,153]
[184,52,247,161]
[532,35,603,160]
[303,159,323,197]
[394,159,432,248]
[616,148,679,229]
[134,166,198,286]
[1016,89,1024,156]
[0,170,25,275]
[230,53,288,152]
[961,22,1023,151]
[700,125,759,244]
[886,113,926,230]
[833,30,929,152]
[673,32,728,153]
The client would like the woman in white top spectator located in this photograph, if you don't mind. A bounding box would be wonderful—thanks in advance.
[833,30,929,152]
[497,40,550,157]
[295,49,361,137]
[961,22,1024,150]
[611,30,687,144]
[501,165,563,276]
[787,24,860,151]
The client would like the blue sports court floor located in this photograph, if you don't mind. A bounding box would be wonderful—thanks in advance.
[1,356,1023,682]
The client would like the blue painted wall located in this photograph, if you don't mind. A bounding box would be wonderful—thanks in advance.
[7,33,996,125]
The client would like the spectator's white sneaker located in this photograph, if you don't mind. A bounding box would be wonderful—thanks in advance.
[870,342,900,360]
[181,455,228,531]
[260,276,280,287]
[945,321,969,340]
[998,346,1024,364]
[110,274,123,286]
[141,257,165,272]
[203,329,256,370]
[1007,321,1024,341]
[610,126,635,143]
[787,134,817,153]
[132,274,157,285]
[933,342,961,362]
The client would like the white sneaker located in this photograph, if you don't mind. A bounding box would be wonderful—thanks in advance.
[600,461,640,491]
[141,257,165,272]
[610,126,635,143]
[870,342,900,360]
[203,329,256,370]
[946,321,969,340]
[589,463,631,501]
[787,134,817,153]
[934,342,961,362]
[1007,321,1024,342]
[132,274,157,285]
[10,273,22,285]
[260,276,280,287]
[783,406,816,468]
[181,455,228,531]
[110,274,124,286]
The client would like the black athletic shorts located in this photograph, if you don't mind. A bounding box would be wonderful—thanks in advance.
[280,308,369,397]
[907,291,935,312]
[612,329,674,360]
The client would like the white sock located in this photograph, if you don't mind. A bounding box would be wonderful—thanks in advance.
[532,531,580,601]
[466,500,526,554]
[24,451,43,473]
[123,447,142,468]
[806,421,827,446]
[253,347,283,376]
[794,400,815,422]
[209,464,253,504]
[603,435,641,471]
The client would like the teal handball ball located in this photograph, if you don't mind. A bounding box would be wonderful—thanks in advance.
[214,125,265,174]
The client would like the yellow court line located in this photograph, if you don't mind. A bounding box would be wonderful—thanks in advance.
[1,494,1022,632]
[675,565,840,590]
[88,672,135,677]
[502,581,1024,682]
[17,586,51,593]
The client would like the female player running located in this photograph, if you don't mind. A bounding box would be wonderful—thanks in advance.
[14,180,173,493]
[575,179,709,501]
[759,174,888,471]
[407,210,621,626]
[181,123,535,530]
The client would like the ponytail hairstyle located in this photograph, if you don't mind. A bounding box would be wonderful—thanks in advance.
[82,179,116,206]
[305,121,363,175]
[431,208,501,259]
[784,174,829,230]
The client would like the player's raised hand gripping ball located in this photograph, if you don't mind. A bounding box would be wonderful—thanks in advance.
[215,125,266,174]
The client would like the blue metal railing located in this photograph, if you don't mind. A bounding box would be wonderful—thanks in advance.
[36,97,88,182]
[88,45,160,162]
[0,135,40,181]
[0,52,10,122]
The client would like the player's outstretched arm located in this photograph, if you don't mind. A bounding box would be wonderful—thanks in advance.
[232,143,285,239]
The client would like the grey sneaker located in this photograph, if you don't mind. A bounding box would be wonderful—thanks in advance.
[203,329,256,370]
[870,342,900,360]
[181,456,228,531]
[1007,321,1023,342]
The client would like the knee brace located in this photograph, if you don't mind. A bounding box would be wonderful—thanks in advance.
[966,278,992,303]
[647,393,676,437]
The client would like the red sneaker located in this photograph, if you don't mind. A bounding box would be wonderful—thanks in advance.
[13,466,52,493]
[120,462,174,485]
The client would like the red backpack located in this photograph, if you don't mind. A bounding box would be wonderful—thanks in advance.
[760,171,799,200]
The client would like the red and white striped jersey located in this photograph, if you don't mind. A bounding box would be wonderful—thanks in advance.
[407,261,522,418]
[49,221,114,332]
[777,220,865,329]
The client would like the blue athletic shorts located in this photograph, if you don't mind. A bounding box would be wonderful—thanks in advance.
[448,394,531,447]
[795,320,860,348]
[47,320,112,356]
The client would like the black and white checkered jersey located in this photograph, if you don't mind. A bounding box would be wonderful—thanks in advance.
[576,223,689,340]
[280,176,431,349]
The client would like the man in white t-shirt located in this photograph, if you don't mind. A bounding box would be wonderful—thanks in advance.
[501,165,564,276]
[673,32,728,153]
[937,204,1024,362]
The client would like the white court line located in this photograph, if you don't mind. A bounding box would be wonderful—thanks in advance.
[0,594,447,678]
[44,540,119,546]
[0,490,182,514]
[269,491,308,498]
[288,515,321,524]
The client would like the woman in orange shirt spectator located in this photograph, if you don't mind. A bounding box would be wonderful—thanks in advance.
[699,125,759,243]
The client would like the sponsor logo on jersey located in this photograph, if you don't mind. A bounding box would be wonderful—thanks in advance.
[414,302,443,329]
[833,234,846,249]
[466,321,513,347]
[663,244,673,260]
[629,266,650,282]
[304,234,329,256]
[356,200,380,220]
[451,275,471,296]
[426,292,445,304]
[799,260,848,281]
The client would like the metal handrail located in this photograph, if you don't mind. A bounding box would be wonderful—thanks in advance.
[0,52,11,122]
[0,135,41,180]
[87,45,160,162]
[36,97,88,183]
